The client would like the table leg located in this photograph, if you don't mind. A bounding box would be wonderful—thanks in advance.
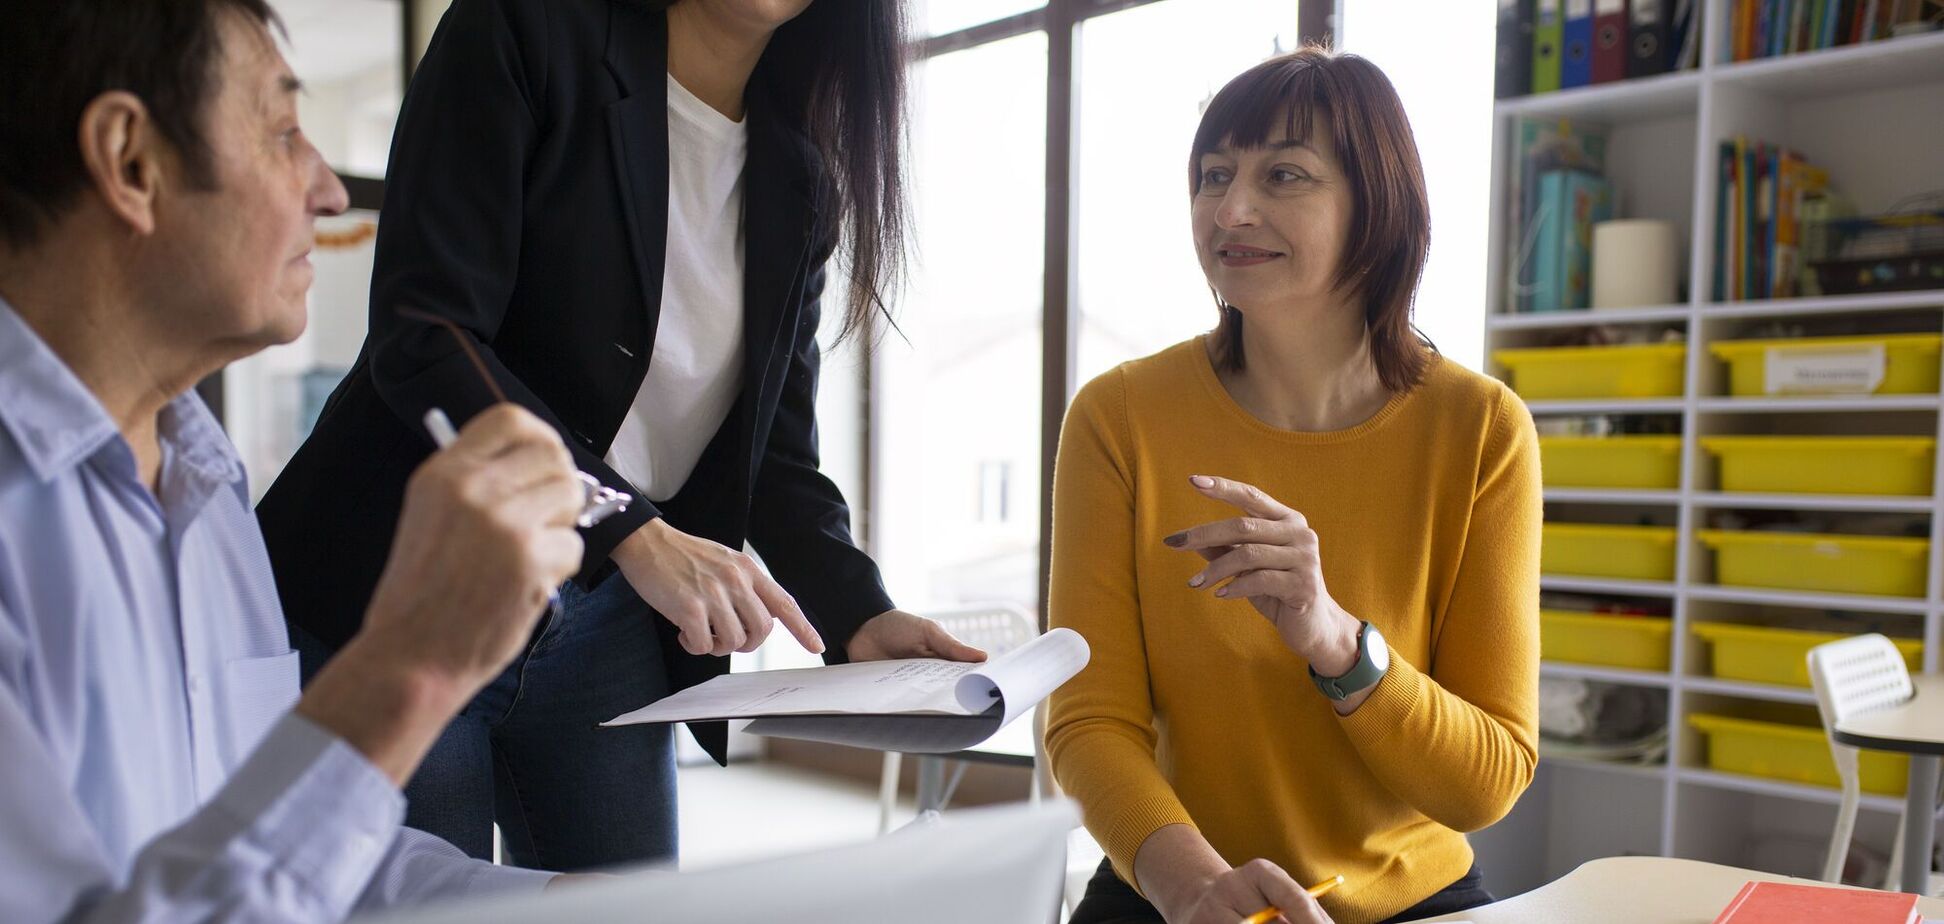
[916,755,946,814]
[1902,755,1940,894]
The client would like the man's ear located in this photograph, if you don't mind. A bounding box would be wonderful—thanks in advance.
[75,91,167,237]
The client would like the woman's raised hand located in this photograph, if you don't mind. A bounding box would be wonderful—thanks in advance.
[1163,475,1363,678]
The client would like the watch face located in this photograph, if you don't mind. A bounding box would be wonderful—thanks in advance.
[1365,625,1391,672]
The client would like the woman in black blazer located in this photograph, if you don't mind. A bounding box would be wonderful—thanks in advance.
[258,0,979,872]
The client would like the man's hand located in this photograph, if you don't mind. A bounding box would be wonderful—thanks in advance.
[299,404,585,784]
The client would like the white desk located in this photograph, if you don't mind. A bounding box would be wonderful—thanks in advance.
[1404,856,1944,923]
[1834,674,1944,895]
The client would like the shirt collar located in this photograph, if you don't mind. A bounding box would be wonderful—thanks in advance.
[0,296,241,492]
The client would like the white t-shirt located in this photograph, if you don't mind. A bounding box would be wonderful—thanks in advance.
[605,74,748,502]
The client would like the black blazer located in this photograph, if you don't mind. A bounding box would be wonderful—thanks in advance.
[257,0,893,760]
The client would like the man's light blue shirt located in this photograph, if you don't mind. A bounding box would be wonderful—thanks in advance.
[0,298,549,922]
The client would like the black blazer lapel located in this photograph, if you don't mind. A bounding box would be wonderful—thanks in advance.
[603,1,669,361]
[737,84,820,486]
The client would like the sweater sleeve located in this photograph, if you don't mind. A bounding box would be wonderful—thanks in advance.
[1044,371,1196,886]
[1335,389,1542,832]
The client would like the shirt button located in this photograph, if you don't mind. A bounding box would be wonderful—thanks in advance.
[189,674,204,694]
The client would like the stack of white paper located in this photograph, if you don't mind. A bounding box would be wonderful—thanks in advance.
[602,628,1090,753]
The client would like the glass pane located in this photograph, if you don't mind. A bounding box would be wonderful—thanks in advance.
[224,209,378,497]
[1072,0,1296,387]
[875,32,1047,620]
[1340,2,1494,369]
[916,0,1044,38]
[273,0,403,177]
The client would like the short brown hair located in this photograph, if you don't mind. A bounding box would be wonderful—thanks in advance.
[1190,47,1432,393]
[0,0,282,251]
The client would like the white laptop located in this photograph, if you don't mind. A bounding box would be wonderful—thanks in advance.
[352,800,1076,924]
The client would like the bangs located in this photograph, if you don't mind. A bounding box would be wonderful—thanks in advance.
[1188,59,1328,192]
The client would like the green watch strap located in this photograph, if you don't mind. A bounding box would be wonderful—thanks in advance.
[1309,621,1389,701]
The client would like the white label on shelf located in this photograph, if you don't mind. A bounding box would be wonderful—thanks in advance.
[1763,344,1886,395]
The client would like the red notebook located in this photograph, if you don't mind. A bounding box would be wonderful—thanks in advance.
[1713,880,1920,924]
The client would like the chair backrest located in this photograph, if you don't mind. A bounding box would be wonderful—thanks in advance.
[1807,633,1915,731]
[923,604,1038,657]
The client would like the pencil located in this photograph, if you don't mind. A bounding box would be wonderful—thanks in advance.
[1239,875,1343,924]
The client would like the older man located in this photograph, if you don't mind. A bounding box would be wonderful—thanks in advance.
[0,1,593,920]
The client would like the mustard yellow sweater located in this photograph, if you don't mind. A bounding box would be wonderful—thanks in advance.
[1046,337,1542,924]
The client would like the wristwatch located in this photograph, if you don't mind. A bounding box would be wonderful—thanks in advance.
[1309,621,1390,701]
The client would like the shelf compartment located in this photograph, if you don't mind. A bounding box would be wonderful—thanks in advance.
[1489,304,1691,330]
[1495,70,1702,121]
[1710,32,1944,100]
[1709,334,1942,398]
[1684,584,1930,615]
[1542,612,1675,672]
[1689,712,1907,795]
[1542,436,1684,490]
[1689,621,1923,688]
[1544,523,1680,583]
[1696,530,1929,599]
[1699,436,1936,497]
[1495,344,1687,401]
[1688,491,1936,514]
[1678,767,1905,813]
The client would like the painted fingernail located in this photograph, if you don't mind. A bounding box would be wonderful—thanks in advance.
[1190,475,1215,489]
[1163,532,1187,548]
[1189,573,1205,588]
[1213,587,1228,597]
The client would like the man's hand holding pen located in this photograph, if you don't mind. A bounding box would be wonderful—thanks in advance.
[297,404,586,786]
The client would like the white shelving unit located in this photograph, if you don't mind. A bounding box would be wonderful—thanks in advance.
[1471,6,1944,895]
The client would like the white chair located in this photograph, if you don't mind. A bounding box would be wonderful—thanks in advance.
[1807,633,1922,887]
[877,603,1046,833]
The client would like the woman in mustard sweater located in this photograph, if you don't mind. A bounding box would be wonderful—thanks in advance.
[1047,49,1541,924]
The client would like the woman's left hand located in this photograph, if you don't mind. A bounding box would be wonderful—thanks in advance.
[1165,475,1364,678]
[846,609,988,664]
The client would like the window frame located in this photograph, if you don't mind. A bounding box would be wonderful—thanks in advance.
[887,0,1321,627]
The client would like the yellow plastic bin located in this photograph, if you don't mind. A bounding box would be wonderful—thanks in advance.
[1689,622,1922,687]
[1697,530,1929,598]
[1709,333,1942,397]
[1541,611,1673,670]
[1700,436,1936,496]
[1542,523,1678,582]
[1541,436,1683,489]
[1690,713,1908,794]
[1493,343,1687,400]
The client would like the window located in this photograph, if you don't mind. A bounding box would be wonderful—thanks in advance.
[279,0,404,177]
[872,32,1048,617]
[1073,1,1297,384]
[225,1,405,496]
[866,1,1306,624]
[1338,1,1495,370]
[915,0,1044,37]
[977,461,1013,524]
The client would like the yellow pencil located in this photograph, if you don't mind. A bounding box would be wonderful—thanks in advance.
[1240,875,1344,924]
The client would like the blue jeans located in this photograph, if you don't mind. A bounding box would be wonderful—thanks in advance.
[291,571,677,872]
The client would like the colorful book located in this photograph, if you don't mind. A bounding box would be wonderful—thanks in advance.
[1532,170,1571,311]
[1508,120,1609,312]
[1716,141,1733,301]
[1560,170,1614,310]
[1711,880,1919,923]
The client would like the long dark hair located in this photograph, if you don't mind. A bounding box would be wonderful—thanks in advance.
[658,0,910,346]
[1190,48,1433,394]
